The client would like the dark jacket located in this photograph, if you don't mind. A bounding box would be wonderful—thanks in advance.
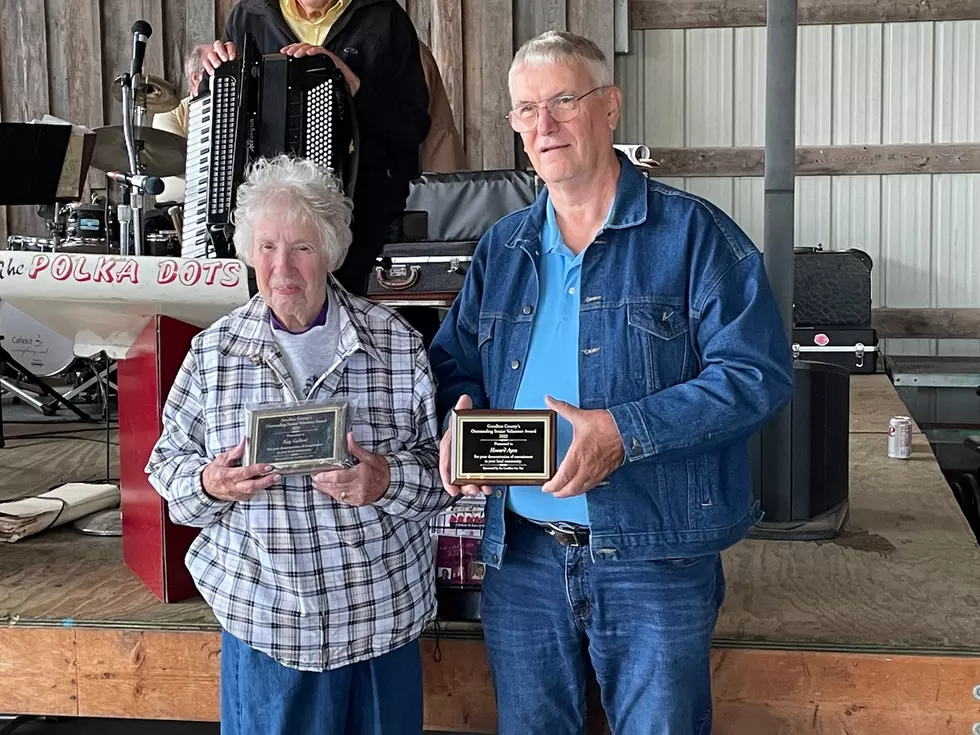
[223,0,431,217]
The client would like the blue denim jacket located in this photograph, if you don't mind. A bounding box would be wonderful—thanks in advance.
[429,157,794,567]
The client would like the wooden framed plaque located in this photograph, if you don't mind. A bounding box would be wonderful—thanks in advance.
[245,400,352,476]
[450,409,557,485]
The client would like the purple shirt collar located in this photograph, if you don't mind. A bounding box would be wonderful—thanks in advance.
[269,299,328,334]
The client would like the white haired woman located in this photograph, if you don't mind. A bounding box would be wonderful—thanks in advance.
[146,154,449,735]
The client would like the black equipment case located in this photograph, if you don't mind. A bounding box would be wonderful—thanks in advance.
[792,327,878,374]
[367,170,543,305]
[793,246,873,327]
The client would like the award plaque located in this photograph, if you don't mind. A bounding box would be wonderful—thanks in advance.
[245,399,353,476]
[450,409,556,485]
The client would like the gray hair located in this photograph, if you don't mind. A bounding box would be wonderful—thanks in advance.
[510,31,613,89]
[184,44,208,81]
[231,155,354,272]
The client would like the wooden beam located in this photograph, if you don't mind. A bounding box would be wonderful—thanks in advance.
[630,0,980,29]
[6,625,980,733]
[646,144,980,177]
[0,628,78,717]
[873,308,980,340]
[430,0,464,139]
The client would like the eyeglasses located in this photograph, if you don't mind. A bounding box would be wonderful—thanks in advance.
[506,86,607,133]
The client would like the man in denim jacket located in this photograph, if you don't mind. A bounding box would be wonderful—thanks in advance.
[429,30,794,735]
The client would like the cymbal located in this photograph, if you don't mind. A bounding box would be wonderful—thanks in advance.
[91,125,187,178]
[111,74,181,114]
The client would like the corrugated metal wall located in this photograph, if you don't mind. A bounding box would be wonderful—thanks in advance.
[614,20,980,357]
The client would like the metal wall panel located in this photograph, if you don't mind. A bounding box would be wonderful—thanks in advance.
[733,27,766,146]
[833,24,883,144]
[935,21,979,143]
[685,178,735,216]
[613,21,980,358]
[933,175,980,357]
[685,29,734,145]
[733,177,766,248]
[882,22,935,144]
[797,25,833,145]
[831,176,883,306]
[881,175,936,356]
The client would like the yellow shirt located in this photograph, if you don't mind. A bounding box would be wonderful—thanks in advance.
[280,0,351,46]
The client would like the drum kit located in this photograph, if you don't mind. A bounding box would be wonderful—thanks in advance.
[2,23,187,421]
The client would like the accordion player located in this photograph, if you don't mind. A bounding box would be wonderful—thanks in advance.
[181,36,358,260]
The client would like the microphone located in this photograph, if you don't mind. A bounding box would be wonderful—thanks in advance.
[107,171,165,196]
[130,20,152,80]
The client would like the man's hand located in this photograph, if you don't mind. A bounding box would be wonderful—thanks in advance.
[541,396,625,499]
[201,438,279,501]
[439,395,491,498]
[280,44,361,95]
[204,40,238,75]
[312,433,389,506]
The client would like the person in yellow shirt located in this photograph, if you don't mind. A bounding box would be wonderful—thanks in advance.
[206,0,434,297]
[150,44,210,202]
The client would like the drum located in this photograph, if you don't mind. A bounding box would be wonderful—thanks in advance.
[7,235,55,251]
[145,230,180,257]
[65,202,117,244]
[0,300,76,377]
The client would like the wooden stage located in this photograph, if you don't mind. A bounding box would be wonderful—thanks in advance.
[2,374,980,733]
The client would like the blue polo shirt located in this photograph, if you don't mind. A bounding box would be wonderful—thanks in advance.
[506,197,591,525]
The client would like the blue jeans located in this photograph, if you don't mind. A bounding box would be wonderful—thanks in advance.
[219,630,422,735]
[480,514,725,735]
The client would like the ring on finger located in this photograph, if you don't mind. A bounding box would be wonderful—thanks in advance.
[340,491,347,502]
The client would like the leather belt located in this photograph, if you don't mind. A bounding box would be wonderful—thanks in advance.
[529,519,591,547]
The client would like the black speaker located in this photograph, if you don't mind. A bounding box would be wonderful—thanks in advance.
[749,359,851,540]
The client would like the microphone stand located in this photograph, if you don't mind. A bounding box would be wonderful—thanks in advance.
[117,22,153,257]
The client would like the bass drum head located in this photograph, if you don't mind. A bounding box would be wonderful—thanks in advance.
[0,301,76,377]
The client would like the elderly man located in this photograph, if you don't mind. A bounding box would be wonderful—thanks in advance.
[429,31,794,735]
[146,154,446,735]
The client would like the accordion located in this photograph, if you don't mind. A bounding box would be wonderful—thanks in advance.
[181,37,357,259]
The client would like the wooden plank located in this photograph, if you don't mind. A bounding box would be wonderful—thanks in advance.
[569,0,616,67]
[873,308,980,340]
[75,629,220,720]
[216,0,238,37]
[101,0,166,125]
[162,0,187,91]
[630,0,980,30]
[409,0,432,47]
[0,32,7,248]
[849,373,922,435]
[0,0,51,238]
[480,0,514,168]
[0,628,78,716]
[46,0,106,196]
[515,0,567,49]
[646,144,980,177]
[718,431,980,651]
[431,0,464,136]
[185,0,217,47]
[421,639,496,732]
[461,0,483,167]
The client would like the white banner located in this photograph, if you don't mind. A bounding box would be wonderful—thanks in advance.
[0,252,250,360]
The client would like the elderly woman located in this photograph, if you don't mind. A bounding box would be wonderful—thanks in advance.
[146,154,447,735]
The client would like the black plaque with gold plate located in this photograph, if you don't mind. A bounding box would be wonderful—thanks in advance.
[244,399,353,476]
[450,409,556,485]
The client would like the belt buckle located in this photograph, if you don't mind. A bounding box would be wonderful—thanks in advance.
[546,522,587,547]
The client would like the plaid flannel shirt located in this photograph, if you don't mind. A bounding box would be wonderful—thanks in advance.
[146,281,449,671]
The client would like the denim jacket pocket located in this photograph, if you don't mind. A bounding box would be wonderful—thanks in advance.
[627,302,690,391]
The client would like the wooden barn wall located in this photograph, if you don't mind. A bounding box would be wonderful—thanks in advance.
[0,0,615,242]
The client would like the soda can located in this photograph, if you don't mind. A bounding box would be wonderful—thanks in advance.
[888,416,912,459]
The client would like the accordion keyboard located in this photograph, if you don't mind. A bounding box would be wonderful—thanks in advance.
[181,73,241,259]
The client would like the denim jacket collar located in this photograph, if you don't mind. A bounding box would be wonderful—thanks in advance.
[506,151,649,251]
